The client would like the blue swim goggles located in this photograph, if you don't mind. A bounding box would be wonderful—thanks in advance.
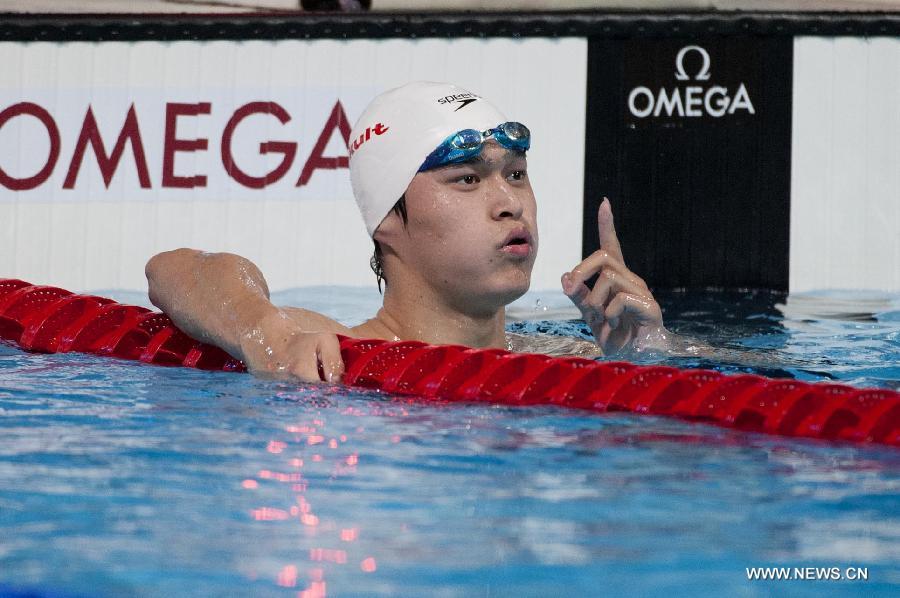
[418,121,531,172]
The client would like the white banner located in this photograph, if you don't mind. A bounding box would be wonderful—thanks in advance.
[790,36,900,292]
[0,38,587,293]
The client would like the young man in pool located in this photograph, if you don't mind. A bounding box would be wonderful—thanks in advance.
[146,82,669,382]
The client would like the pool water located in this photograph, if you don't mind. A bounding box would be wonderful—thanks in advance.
[1,288,898,597]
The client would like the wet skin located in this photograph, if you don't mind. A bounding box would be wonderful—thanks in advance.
[353,142,538,347]
[146,143,667,383]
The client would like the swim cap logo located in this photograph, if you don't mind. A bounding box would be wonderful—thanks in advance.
[348,122,389,157]
[437,93,480,112]
[627,45,755,119]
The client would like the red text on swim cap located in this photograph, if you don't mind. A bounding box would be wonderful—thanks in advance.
[348,123,389,157]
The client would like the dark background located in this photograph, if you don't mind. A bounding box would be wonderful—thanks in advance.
[584,37,793,290]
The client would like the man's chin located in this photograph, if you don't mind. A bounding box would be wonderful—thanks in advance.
[446,282,528,316]
[495,278,531,307]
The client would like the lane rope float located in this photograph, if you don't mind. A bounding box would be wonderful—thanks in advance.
[1,279,897,446]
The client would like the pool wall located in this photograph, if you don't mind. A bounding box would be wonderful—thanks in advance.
[0,11,897,293]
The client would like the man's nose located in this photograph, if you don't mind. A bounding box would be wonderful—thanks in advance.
[488,177,524,220]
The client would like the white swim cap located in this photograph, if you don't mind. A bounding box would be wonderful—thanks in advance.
[349,81,507,236]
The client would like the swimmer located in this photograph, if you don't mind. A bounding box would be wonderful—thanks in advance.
[146,82,670,382]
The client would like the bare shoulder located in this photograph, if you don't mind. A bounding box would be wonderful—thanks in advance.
[280,306,354,336]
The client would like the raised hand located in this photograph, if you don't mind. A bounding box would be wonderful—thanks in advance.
[561,198,668,355]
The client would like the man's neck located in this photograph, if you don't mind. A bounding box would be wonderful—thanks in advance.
[351,284,507,349]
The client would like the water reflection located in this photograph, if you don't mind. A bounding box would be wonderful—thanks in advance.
[237,384,899,596]
[243,401,385,596]
[2,288,899,596]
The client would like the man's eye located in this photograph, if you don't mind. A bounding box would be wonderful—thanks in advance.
[458,174,479,185]
[509,170,527,181]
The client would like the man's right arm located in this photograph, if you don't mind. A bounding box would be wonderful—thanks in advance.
[145,249,350,381]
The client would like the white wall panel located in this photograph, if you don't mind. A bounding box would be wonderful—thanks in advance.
[791,37,900,292]
[0,39,587,293]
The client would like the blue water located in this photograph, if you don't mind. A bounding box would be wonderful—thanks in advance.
[1,289,898,597]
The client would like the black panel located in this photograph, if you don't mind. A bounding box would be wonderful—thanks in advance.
[0,11,898,42]
[584,37,792,291]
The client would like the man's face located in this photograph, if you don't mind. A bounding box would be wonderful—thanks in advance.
[386,141,539,313]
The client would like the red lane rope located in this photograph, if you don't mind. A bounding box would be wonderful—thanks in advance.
[1,279,897,447]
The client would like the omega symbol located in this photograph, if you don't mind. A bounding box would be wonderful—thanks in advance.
[674,45,711,81]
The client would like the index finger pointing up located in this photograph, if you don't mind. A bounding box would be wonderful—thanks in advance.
[598,197,626,266]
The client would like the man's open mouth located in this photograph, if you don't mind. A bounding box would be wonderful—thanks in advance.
[500,228,533,256]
